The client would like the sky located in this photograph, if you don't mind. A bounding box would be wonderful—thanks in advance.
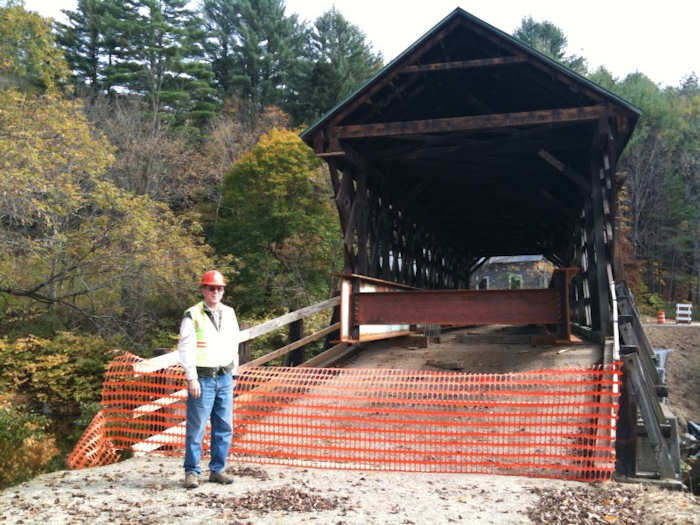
[23,0,699,88]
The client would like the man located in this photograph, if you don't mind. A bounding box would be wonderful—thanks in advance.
[177,270,239,489]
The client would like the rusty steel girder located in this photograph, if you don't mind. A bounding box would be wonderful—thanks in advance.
[340,268,578,343]
[355,288,561,326]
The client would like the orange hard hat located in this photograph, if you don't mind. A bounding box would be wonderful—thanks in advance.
[200,270,226,286]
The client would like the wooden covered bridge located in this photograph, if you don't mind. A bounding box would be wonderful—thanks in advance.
[69,9,680,483]
[301,8,636,343]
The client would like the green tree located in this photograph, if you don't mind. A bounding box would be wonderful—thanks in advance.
[211,128,342,314]
[0,89,216,344]
[103,0,216,128]
[229,0,307,121]
[595,71,699,306]
[513,16,587,74]
[289,7,383,125]
[201,0,239,99]
[0,2,70,92]
[54,0,124,97]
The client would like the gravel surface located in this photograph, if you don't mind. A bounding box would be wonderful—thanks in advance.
[1,455,697,524]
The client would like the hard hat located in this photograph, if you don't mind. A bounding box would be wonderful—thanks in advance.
[200,270,226,286]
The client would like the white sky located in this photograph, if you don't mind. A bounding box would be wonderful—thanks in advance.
[24,0,699,88]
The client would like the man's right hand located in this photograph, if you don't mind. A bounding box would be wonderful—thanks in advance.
[187,379,201,399]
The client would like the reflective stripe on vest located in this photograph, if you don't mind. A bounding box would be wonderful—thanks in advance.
[186,302,239,370]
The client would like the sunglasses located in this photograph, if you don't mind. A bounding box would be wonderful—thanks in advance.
[204,286,224,292]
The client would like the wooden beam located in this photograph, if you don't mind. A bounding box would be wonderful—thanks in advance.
[238,296,340,342]
[464,22,606,104]
[316,151,345,158]
[538,149,592,194]
[334,105,607,139]
[298,342,354,368]
[243,322,340,367]
[401,56,527,73]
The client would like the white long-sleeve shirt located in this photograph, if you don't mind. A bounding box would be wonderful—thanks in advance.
[177,315,199,381]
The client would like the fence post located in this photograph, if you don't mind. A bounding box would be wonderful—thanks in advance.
[239,322,250,364]
[286,319,304,366]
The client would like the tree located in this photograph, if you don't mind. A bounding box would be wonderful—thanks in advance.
[0,2,70,92]
[201,0,239,98]
[211,129,342,314]
[83,94,220,209]
[0,89,217,344]
[101,0,216,129]
[54,0,105,95]
[596,71,699,308]
[54,0,128,98]
[288,7,383,125]
[228,0,307,120]
[513,16,587,75]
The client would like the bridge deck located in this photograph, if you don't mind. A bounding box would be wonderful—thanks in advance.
[342,325,602,373]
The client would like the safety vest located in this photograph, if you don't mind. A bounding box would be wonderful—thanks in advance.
[186,302,239,372]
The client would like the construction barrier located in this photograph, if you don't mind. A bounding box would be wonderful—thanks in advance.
[657,310,666,324]
[676,303,692,323]
[66,411,121,469]
[69,352,621,481]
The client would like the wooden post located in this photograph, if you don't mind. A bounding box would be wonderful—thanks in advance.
[285,319,304,366]
[590,132,612,335]
[238,322,250,364]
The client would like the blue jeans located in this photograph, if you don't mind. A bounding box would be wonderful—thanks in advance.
[184,373,233,475]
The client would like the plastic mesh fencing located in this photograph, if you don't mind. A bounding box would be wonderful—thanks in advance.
[66,411,121,469]
[72,352,621,481]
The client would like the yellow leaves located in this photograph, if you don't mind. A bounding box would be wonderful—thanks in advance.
[0,3,70,93]
[0,90,115,230]
[1,88,215,322]
[0,406,59,488]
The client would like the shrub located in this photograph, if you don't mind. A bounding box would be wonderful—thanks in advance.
[0,332,114,416]
[0,403,59,488]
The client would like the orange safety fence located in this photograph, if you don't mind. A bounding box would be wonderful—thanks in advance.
[66,410,121,469]
[69,352,622,481]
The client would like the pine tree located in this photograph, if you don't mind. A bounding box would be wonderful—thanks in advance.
[289,7,383,125]
[104,0,216,129]
[201,0,238,99]
[513,16,587,75]
[55,0,107,95]
[229,0,307,119]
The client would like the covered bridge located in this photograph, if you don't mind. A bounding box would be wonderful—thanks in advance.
[301,7,640,341]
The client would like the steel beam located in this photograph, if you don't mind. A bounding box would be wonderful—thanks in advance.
[355,288,561,325]
[341,268,577,343]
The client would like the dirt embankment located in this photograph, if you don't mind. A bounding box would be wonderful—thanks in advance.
[644,324,700,427]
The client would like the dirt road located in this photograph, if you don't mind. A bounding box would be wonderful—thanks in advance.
[0,455,697,524]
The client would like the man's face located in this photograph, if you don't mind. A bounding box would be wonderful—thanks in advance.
[202,285,224,308]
